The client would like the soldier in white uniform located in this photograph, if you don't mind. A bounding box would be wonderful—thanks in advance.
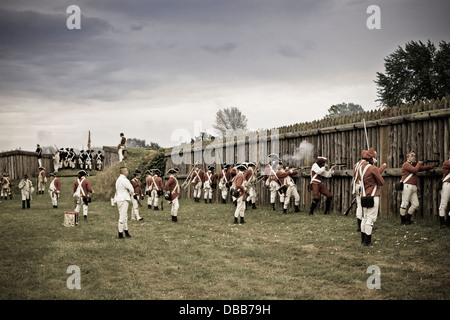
[114,167,134,238]
[18,174,34,209]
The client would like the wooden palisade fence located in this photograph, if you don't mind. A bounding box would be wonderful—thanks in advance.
[164,96,450,220]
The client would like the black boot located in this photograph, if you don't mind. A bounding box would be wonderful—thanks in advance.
[406,214,413,225]
[324,197,332,215]
[400,215,406,225]
[440,216,446,229]
[234,217,238,224]
[154,206,159,210]
[222,198,226,204]
[446,216,450,228]
[240,217,246,224]
[124,230,131,238]
[283,208,287,214]
[309,199,318,215]
[26,199,30,209]
[209,199,212,203]
[252,203,256,209]
[118,232,124,239]
[22,200,26,209]
[357,218,362,232]
[271,203,275,211]
[294,205,300,213]
[365,234,373,246]
[172,215,178,222]
[204,199,207,204]
[148,205,152,209]
[361,232,366,245]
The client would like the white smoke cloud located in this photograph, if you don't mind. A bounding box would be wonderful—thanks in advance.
[282,140,315,167]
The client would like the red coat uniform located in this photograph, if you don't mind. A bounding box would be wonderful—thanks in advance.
[165,176,180,200]
[219,168,231,183]
[401,161,434,186]
[131,177,143,196]
[203,171,217,185]
[148,175,164,191]
[442,160,450,182]
[53,178,61,192]
[360,162,384,196]
[73,177,93,196]
[191,169,204,185]
[234,172,246,198]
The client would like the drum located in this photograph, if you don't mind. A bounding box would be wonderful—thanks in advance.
[64,211,79,227]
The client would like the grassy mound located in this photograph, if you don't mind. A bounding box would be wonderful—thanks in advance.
[91,148,165,201]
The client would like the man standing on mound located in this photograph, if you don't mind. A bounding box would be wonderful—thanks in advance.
[114,167,134,238]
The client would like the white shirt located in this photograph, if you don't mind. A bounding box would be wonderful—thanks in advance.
[311,163,334,179]
[114,174,134,202]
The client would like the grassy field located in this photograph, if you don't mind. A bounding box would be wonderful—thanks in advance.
[1,168,449,301]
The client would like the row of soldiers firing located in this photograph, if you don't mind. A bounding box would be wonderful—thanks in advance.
[172,149,450,243]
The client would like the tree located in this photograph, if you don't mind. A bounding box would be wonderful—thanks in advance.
[212,107,248,136]
[325,102,364,118]
[375,40,450,107]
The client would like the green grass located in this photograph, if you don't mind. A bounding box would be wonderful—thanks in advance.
[1,172,450,300]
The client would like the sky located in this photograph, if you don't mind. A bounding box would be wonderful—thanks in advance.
[0,0,449,152]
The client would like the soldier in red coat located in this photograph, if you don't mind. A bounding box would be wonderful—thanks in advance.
[309,156,335,215]
[359,148,385,246]
[233,163,248,224]
[439,150,450,228]
[218,163,232,203]
[131,169,144,221]
[149,169,164,210]
[399,150,437,225]
[165,168,180,222]
[1,173,12,200]
[73,170,94,220]
[191,165,204,202]
[48,173,61,208]
[203,165,217,203]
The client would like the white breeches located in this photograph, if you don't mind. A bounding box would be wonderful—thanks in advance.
[361,196,380,236]
[400,184,420,215]
[439,182,450,217]
[171,197,179,216]
[234,196,245,218]
[246,186,256,203]
[193,181,202,198]
[283,186,299,209]
[131,198,142,219]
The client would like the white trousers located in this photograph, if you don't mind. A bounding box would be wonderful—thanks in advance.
[118,148,124,162]
[269,181,284,203]
[219,181,228,200]
[234,196,245,218]
[148,190,160,207]
[283,185,299,209]
[400,184,420,215]
[361,196,380,236]
[74,198,88,216]
[171,197,179,216]
[203,186,213,200]
[117,200,130,232]
[246,186,256,204]
[49,191,58,206]
[439,182,450,217]
[131,198,142,220]
[193,181,202,198]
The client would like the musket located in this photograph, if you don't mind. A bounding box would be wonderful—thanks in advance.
[181,160,199,189]
[343,197,357,216]
[329,163,346,167]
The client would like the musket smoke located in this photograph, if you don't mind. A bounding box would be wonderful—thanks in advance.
[282,140,314,167]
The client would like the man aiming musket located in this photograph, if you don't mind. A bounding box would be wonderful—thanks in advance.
[309,156,335,215]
